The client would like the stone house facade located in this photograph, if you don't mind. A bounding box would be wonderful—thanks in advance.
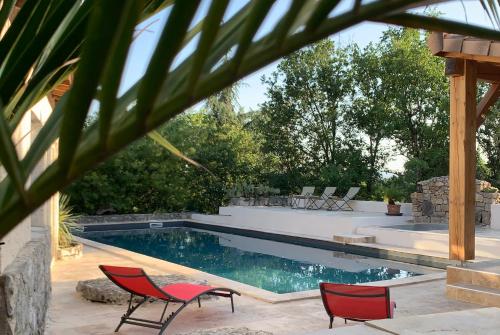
[411,176,500,226]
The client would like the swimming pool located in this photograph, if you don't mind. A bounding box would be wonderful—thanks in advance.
[84,227,420,293]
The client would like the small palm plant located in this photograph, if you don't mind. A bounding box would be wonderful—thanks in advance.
[58,194,81,248]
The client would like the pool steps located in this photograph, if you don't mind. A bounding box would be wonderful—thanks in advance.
[447,261,500,307]
[332,234,375,244]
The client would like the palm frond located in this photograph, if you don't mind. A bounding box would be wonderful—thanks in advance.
[480,0,500,29]
[2,0,500,237]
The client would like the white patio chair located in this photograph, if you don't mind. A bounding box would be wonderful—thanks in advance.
[290,186,315,209]
[330,187,360,211]
[306,187,337,210]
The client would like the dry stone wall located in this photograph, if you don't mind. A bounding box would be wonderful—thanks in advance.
[0,229,51,335]
[411,176,500,226]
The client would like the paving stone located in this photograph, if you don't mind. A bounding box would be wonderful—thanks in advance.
[176,327,273,335]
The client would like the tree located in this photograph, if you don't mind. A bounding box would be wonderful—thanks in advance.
[257,39,357,191]
[478,102,500,187]
[380,28,450,185]
[67,84,268,214]
[347,43,394,193]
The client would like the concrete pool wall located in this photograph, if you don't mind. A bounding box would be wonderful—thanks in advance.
[192,206,411,241]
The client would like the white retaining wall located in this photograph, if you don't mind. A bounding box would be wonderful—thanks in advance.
[491,204,500,231]
[192,205,411,241]
[349,200,412,215]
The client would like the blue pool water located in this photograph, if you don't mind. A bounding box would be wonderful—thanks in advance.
[86,228,420,293]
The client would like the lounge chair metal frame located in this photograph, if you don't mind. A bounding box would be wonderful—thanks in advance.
[320,282,395,329]
[306,187,337,210]
[329,187,360,211]
[100,265,240,335]
[290,186,315,209]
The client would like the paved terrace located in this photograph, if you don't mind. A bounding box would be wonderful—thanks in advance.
[46,245,482,335]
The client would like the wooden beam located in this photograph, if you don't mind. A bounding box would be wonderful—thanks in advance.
[449,60,477,261]
[445,59,463,77]
[445,59,500,83]
[477,83,500,128]
[477,62,500,83]
[439,51,500,64]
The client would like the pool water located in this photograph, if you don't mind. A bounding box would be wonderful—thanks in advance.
[87,228,420,293]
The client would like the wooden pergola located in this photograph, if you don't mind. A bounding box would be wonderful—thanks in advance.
[428,32,500,261]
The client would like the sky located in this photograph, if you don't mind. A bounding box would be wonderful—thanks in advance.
[120,0,497,172]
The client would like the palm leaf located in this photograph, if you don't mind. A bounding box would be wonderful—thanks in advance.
[147,130,214,176]
[480,0,500,29]
[2,0,500,237]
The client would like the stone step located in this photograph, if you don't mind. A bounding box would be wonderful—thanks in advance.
[447,283,500,307]
[333,234,375,244]
[448,260,500,290]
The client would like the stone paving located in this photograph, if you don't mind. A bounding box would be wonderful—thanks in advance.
[46,245,482,335]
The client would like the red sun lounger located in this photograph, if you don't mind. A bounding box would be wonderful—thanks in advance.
[319,282,396,329]
[99,265,241,334]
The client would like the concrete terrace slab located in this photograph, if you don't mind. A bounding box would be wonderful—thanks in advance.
[357,225,500,260]
[367,307,500,335]
[47,245,482,335]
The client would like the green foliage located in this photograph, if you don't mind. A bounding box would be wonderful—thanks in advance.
[225,182,280,199]
[478,101,500,187]
[379,28,450,182]
[256,39,358,192]
[58,194,81,248]
[66,83,269,214]
[67,26,500,214]
[383,186,406,204]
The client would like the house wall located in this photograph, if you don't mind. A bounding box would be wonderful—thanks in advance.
[30,98,60,263]
[0,98,57,334]
[0,112,32,272]
[491,204,500,230]
[0,6,58,333]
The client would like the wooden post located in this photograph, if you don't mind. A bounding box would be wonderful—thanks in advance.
[449,60,477,261]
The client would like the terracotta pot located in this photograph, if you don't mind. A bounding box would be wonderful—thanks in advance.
[387,204,401,216]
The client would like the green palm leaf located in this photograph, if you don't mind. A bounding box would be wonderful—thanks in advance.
[1,0,500,237]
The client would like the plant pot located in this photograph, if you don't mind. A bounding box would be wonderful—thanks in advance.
[57,242,83,260]
[387,204,402,216]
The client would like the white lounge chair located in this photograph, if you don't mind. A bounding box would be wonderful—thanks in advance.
[290,186,315,209]
[330,187,360,211]
[306,187,337,210]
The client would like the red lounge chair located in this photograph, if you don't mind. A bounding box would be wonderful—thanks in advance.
[99,265,241,334]
[319,282,396,329]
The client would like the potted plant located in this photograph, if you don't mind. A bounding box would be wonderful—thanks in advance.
[57,194,84,259]
[384,187,405,216]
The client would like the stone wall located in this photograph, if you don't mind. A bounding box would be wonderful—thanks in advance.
[78,212,191,224]
[0,228,51,335]
[411,176,500,225]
